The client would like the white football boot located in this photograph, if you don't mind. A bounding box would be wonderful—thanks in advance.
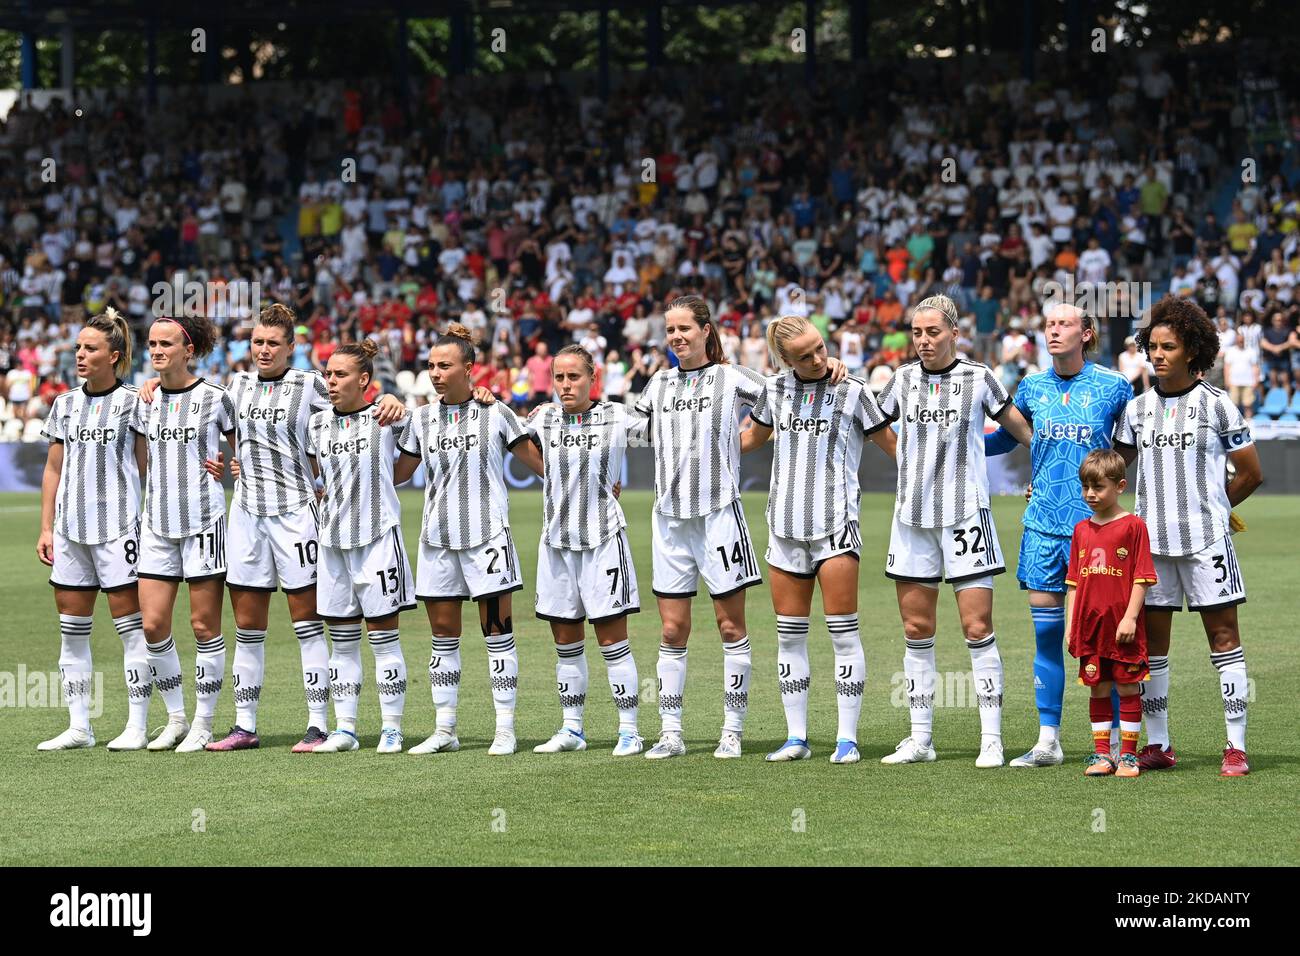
[1009,738,1064,767]
[37,727,95,751]
[376,727,404,754]
[644,730,686,759]
[533,728,587,753]
[409,729,460,754]
[146,715,190,751]
[313,729,360,753]
[765,738,812,762]
[975,738,1005,768]
[175,718,213,753]
[611,732,644,756]
[713,731,743,759]
[880,736,937,764]
[487,728,517,756]
[106,727,149,751]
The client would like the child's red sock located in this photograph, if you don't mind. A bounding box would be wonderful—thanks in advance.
[1090,696,1113,755]
[1119,693,1142,755]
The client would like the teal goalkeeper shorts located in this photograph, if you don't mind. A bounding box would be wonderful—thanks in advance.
[1017,528,1071,594]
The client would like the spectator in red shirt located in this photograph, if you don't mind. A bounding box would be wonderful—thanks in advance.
[526,342,553,409]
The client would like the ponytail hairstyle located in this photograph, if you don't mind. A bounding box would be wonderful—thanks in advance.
[765,313,815,369]
[555,343,595,377]
[667,294,727,365]
[156,313,217,362]
[910,293,960,330]
[85,306,133,379]
[255,302,298,345]
[433,322,476,364]
[335,337,380,384]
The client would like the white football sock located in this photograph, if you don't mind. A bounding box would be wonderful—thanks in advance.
[903,636,936,747]
[1141,655,1170,748]
[1037,724,1060,747]
[600,639,639,734]
[369,628,406,729]
[429,635,462,731]
[1211,647,1248,751]
[485,632,518,731]
[968,633,1003,744]
[113,613,151,732]
[232,627,266,731]
[193,635,226,723]
[555,639,587,734]
[722,636,751,734]
[58,614,94,732]
[776,615,811,741]
[656,642,687,733]
[294,620,330,730]
[328,622,363,733]
[147,636,185,717]
[828,614,865,743]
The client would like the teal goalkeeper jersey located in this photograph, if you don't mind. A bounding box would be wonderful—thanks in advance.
[1007,362,1133,537]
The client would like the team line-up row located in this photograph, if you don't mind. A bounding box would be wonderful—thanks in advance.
[36,293,1260,775]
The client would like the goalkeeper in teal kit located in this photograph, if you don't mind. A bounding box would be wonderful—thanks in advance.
[985,303,1133,766]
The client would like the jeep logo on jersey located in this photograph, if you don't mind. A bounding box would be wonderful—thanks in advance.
[551,432,601,449]
[905,406,960,426]
[1142,430,1195,449]
[69,425,118,444]
[663,396,712,413]
[778,412,830,435]
[1035,419,1094,443]
[324,437,370,455]
[242,406,289,423]
[149,424,198,442]
[437,434,479,451]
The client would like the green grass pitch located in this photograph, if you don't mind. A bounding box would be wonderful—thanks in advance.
[1,490,1296,866]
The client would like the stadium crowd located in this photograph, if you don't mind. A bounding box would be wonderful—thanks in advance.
[1,46,1298,441]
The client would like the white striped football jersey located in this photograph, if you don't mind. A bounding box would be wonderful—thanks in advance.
[398,400,529,550]
[526,400,650,551]
[1113,380,1253,557]
[755,371,889,540]
[131,379,236,539]
[306,405,410,550]
[228,368,332,517]
[633,362,769,520]
[877,358,1010,529]
[42,381,142,545]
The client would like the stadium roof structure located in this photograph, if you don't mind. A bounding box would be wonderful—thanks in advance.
[3,0,780,32]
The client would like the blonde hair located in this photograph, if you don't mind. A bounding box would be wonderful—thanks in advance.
[1043,300,1100,355]
[765,314,815,369]
[911,293,960,329]
[85,306,133,378]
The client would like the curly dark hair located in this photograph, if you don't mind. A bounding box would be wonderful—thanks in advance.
[1136,295,1219,375]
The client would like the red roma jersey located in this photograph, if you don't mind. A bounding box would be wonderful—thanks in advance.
[1065,512,1158,664]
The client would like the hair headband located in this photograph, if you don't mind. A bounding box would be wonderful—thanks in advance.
[159,317,193,346]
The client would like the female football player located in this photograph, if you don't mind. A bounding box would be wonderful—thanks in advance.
[36,308,152,751]
[139,304,407,751]
[132,313,237,752]
[525,345,647,756]
[307,339,417,754]
[984,301,1134,768]
[399,325,542,757]
[740,314,896,764]
[633,295,844,760]
[1113,296,1263,776]
[876,294,1032,768]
